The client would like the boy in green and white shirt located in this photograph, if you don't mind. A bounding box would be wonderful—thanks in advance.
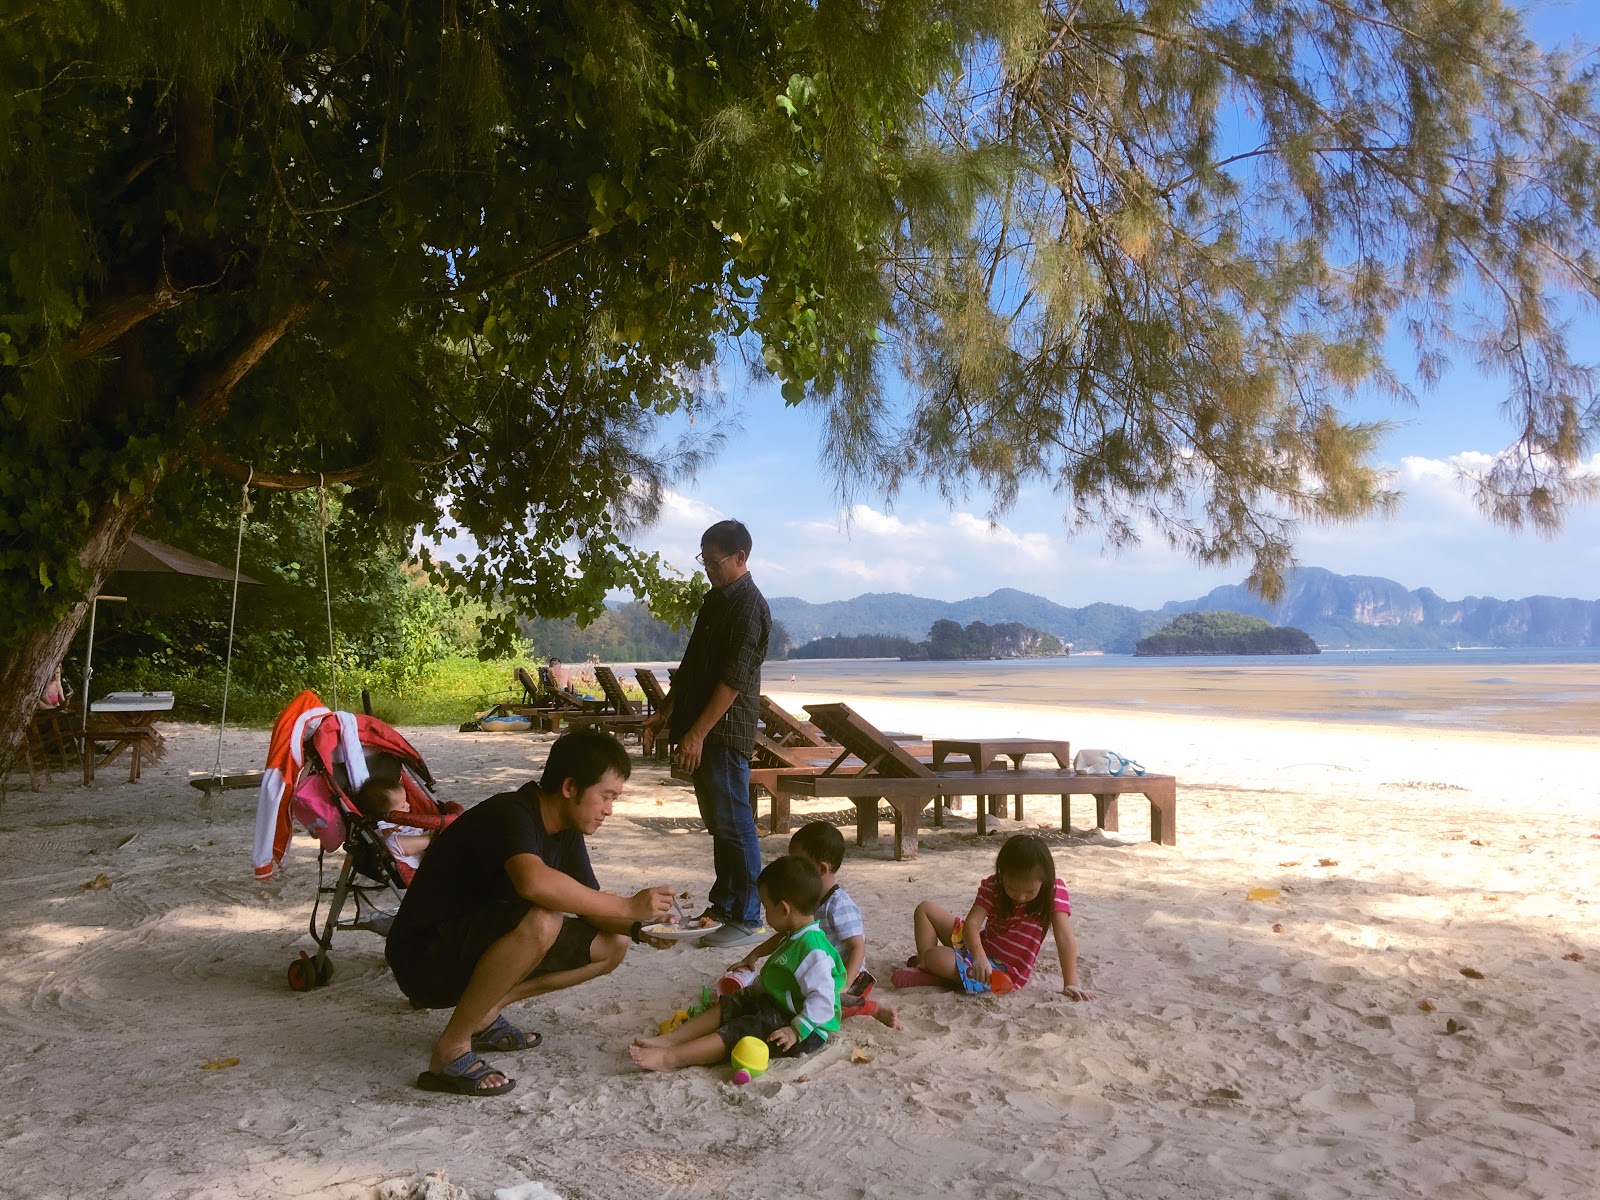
[630,856,844,1070]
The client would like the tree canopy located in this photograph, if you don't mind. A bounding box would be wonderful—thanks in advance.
[3,1,1599,759]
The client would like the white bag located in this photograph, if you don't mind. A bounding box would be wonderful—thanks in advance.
[1073,748,1145,777]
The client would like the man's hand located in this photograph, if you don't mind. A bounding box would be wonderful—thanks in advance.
[641,712,664,756]
[628,886,676,925]
[640,932,675,950]
[766,1026,798,1052]
[675,728,705,772]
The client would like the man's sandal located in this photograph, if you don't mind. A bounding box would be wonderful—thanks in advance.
[471,1014,542,1053]
[415,1051,514,1096]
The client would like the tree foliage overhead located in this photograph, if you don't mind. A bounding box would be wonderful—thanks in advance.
[3,1,1599,762]
[825,0,1600,597]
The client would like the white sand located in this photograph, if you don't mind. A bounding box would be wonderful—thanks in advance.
[1,693,1596,1200]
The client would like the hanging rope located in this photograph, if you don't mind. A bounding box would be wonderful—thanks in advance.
[210,468,253,782]
[318,472,339,712]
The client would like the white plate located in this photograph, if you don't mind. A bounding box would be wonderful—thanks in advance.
[641,921,722,942]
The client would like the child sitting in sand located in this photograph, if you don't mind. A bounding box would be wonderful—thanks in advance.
[728,821,899,1029]
[896,834,1095,1001]
[630,856,844,1072]
[351,753,436,878]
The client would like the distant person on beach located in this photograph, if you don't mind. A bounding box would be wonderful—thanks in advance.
[641,518,771,949]
[386,729,675,1097]
[629,855,843,1071]
[896,834,1095,1001]
[547,657,573,693]
[38,662,67,710]
[727,821,899,1029]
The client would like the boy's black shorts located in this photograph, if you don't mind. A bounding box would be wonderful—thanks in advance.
[715,987,826,1056]
[387,902,601,1010]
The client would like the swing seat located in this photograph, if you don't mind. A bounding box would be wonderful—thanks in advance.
[189,772,266,796]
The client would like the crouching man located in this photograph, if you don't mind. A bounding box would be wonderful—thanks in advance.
[387,728,673,1096]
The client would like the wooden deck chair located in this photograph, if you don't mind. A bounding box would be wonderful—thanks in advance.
[634,669,672,760]
[773,702,1177,859]
[593,666,640,716]
[759,695,831,747]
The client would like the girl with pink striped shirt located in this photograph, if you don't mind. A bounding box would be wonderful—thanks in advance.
[901,835,1094,1001]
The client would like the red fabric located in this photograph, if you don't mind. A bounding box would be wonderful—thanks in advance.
[253,690,331,880]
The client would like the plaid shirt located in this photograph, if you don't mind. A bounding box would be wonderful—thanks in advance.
[668,571,770,754]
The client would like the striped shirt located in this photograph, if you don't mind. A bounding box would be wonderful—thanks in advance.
[971,875,1072,987]
[816,884,864,948]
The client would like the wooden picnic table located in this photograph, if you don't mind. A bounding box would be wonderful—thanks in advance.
[931,737,1071,821]
[85,691,173,782]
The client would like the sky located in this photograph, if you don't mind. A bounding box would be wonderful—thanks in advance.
[615,4,1600,612]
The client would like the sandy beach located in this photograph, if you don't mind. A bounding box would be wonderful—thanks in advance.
[2,674,1597,1199]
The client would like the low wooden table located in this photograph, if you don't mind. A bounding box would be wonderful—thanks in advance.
[85,691,173,783]
[931,737,1072,821]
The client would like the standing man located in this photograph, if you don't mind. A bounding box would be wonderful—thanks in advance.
[387,728,675,1097]
[642,519,771,949]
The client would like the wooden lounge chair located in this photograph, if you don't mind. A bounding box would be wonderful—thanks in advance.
[759,695,831,747]
[544,666,645,740]
[634,669,672,760]
[744,732,934,834]
[773,702,1177,859]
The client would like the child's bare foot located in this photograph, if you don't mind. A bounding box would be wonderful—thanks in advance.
[632,1033,671,1049]
[872,1004,902,1030]
[628,1043,673,1072]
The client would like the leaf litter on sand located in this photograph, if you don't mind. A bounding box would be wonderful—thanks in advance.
[79,873,110,890]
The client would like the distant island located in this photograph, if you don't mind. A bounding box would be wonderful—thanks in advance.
[790,618,1067,661]
[1135,610,1319,657]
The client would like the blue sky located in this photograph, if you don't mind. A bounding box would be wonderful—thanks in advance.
[625,4,1600,610]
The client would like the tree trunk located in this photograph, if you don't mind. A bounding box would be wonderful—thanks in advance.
[0,487,160,779]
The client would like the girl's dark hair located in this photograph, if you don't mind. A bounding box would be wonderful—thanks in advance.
[993,834,1057,923]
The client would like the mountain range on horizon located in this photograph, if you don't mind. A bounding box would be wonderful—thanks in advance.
[767,567,1600,653]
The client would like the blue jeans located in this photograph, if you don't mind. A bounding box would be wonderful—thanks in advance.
[692,744,762,926]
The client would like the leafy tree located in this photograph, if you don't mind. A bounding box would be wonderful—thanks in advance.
[5,1,1600,767]
[826,0,1600,595]
[0,0,967,757]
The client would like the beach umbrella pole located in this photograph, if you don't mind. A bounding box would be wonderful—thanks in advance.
[81,594,126,734]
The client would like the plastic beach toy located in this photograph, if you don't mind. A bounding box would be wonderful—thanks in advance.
[731,1036,769,1077]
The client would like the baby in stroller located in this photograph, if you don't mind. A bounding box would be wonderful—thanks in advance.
[350,751,443,882]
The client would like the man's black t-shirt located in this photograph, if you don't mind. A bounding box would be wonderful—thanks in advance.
[388,781,598,945]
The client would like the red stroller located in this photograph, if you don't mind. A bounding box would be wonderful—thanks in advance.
[282,710,460,991]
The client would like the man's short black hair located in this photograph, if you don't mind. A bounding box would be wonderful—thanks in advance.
[756,854,824,912]
[788,821,845,872]
[539,728,632,795]
[701,519,752,558]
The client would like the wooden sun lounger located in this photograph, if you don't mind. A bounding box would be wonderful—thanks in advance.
[771,702,1176,859]
[634,669,672,760]
[759,695,831,747]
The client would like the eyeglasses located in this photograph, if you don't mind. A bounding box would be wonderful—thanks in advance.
[695,550,732,569]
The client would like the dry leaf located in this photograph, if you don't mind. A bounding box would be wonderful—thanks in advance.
[1278,861,1300,867]
[1470,839,1485,847]
[1271,923,1285,933]
[850,1047,876,1064]
[201,1057,240,1070]
[1246,887,1282,903]
[1444,1018,1465,1035]
[1459,967,1485,979]
[80,873,111,890]
[1417,1000,1436,1012]
[1316,858,1338,867]
[1210,1086,1244,1100]
[1562,952,1584,962]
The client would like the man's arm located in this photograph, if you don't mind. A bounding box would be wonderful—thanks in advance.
[505,854,673,933]
[674,681,739,772]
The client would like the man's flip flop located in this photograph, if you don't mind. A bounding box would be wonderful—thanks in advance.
[471,1014,542,1053]
[415,1051,514,1097]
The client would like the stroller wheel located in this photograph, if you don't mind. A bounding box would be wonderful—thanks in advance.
[287,955,314,992]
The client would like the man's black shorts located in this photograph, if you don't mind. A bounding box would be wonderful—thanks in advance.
[386,901,602,1010]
